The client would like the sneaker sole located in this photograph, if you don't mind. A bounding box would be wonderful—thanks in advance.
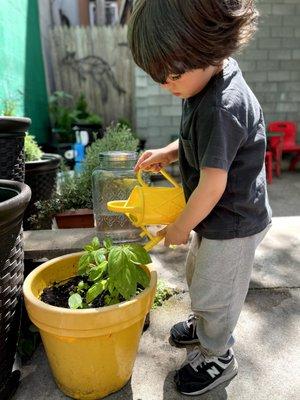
[178,358,238,396]
[169,336,200,348]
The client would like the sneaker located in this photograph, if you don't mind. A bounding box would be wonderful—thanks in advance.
[174,347,238,395]
[170,313,200,346]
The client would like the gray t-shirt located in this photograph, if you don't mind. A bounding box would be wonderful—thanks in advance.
[179,57,272,239]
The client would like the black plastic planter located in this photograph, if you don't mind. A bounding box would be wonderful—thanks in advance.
[24,153,61,230]
[0,117,31,182]
[0,180,31,399]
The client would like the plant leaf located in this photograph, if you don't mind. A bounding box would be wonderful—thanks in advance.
[91,237,100,250]
[108,246,138,300]
[103,237,113,250]
[68,293,83,309]
[77,253,92,275]
[88,261,108,281]
[107,246,127,279]
[84,244,94,252]
[126,244,152,265]
[135,266,150,289]
[86,280,106,304]
[114,261,137,300]
[92,249,106,265]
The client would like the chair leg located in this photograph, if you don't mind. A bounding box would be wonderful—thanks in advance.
[289,153,300,172]
[275,149,281,177]
[266,152,273,184]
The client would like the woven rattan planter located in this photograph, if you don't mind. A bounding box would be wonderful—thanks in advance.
[24,153,61,230]
[0,180,31,398]
[0,117,31,182]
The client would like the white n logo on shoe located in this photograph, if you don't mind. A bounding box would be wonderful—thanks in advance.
[207,366,220,378]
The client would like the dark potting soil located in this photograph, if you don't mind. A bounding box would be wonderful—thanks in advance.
[41,277,144,309]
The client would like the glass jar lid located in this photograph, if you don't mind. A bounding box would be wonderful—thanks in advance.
[99,151,138,162]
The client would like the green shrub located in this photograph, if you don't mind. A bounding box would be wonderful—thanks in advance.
[82,122,139,180]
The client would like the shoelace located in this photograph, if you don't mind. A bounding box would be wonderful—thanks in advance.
[186,314,198,335]
[186,313,198,336]
[187,347,233,372]
[187,347,206,372]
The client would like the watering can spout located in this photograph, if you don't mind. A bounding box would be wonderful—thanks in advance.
[107,169,185,250]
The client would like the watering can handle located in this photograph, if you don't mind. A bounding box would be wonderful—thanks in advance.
[137,168,180,188]
[140,226,164,251]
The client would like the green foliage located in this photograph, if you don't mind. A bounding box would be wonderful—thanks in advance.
[75,93,102,125]
[28,168,92,229]
[1,98,18,116]
[117,118,132,129]
[152,280,179,309]
[49,91,78,140]
[67,237,151,309]
[49,91,102,142]
[82,122,139,181]
[24,134,43,161]
[17,323,40,361]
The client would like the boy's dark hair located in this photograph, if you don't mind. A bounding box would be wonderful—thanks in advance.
[128,0,258,83]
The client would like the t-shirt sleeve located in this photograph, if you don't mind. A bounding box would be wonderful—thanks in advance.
[200,107,247,172]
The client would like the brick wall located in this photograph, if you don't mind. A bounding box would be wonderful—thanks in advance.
[134,0,300,148]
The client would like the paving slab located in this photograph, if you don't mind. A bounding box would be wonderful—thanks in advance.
[13,289,300,400]
[150,216,300,291]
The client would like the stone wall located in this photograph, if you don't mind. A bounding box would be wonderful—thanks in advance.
[134,0,300,148]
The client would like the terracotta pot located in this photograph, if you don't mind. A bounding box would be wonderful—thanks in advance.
[55,208,94,229]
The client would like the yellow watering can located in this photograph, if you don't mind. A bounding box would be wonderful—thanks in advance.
[107,169,185,251]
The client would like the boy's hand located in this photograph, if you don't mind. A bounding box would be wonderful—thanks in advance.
[134,148,171,172]
[134,140,179,172]
[157,223,190,247]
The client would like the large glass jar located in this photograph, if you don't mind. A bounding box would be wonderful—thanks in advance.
[92,151,142,243]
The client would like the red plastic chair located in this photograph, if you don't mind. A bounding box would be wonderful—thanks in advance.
[265,151,273,184]
[268,121,300,171]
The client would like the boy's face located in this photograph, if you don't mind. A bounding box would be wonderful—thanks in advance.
[160,65,219,99]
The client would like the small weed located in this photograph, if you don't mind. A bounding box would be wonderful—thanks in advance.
[153,280,179,309]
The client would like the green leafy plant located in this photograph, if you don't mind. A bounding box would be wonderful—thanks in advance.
[68,237,151,309]
[1,98,18,116]
[24,134,43,162]
[49,91,102,142]
[82,122,139,181]
[152,280,179,309]
[49,91,78,133]
[29,169,92,229]
[74,93,102,125]
[17,324,40,362]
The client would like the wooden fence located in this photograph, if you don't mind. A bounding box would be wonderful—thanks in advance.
[49,26,133,126]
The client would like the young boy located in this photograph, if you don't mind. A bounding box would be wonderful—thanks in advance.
[128,0,272,396]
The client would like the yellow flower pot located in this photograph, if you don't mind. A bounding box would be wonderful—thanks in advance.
[23,252,157,399]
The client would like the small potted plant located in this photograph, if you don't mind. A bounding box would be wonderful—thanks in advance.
[24,134,61,229]
[71,93,103,140]
[23,237,157,399]
[49,91,103,145]
[28,169,92,229]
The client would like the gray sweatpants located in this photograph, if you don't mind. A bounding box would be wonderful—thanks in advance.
[186,225,270,356]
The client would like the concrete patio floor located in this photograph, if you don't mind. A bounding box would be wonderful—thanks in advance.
[14,171,300,400]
